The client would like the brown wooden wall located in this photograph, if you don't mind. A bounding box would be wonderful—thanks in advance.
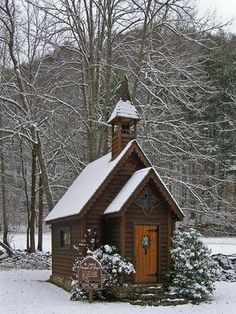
[51,220,80,279]
[124,181,172,280]
[112,132,135,158]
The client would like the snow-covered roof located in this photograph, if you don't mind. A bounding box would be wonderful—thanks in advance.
[45,137,183,222]
[108,99,140,124]
[104,167,152,214]
[104,166,184,218]
[45,140,135,222]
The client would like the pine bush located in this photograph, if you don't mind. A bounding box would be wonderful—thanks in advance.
[169,228,219,301]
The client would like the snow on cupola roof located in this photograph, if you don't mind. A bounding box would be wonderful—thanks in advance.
[108,99,140,124]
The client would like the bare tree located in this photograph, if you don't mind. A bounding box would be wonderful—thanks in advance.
[0,0,55,251]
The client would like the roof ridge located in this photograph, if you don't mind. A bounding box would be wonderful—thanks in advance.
[132,167,152,175]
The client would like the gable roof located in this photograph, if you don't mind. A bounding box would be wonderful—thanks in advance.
[45,140,149,223]
[104,167,152,215]
[45,139,184,223]
[108,99,140,124]
[104,167,184,220]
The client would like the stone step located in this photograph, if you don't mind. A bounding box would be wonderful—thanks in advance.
[131,297,188,307]
[112,283,188,306]
[111,283,165,302]
[131,284,164,294]
[134,292,159,301]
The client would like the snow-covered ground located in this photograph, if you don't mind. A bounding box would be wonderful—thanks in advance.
[1,234,236,313]
[6,232,51,252]
[0,270,235,314]
[202,237,236,255]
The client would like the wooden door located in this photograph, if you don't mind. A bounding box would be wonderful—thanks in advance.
[134,224,158,283]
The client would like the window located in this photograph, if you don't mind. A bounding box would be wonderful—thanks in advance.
[121,124,130,134]
[136,189,159,216]
[137,192,152,210]
[60,228,71,248]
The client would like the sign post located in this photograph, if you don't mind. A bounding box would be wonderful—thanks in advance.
[78,256,103,303]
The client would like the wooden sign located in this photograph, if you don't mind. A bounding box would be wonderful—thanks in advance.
[77,256,102,303]
[78,256,102,303]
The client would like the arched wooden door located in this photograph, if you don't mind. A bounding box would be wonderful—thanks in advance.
[134,224,158,283]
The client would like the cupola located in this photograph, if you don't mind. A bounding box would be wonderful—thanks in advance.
[108,76,140,159]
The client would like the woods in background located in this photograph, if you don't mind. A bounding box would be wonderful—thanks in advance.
[0,0,235,251]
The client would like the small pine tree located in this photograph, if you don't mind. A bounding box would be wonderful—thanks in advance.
[169,228,219,301]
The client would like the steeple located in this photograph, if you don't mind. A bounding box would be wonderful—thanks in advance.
[108,76,140,159]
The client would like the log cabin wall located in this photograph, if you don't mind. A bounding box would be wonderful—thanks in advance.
[124,181,170,281]
[51,220,80,279]
[112,131,135,159]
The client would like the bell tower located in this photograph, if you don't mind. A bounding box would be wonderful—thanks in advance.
[108,77,140,159]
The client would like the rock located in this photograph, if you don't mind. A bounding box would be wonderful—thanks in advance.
[212,254,236,282]
[0,249,51,270]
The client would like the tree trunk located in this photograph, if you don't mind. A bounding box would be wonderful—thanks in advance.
[0,241,14,256]
[29,144,37,253]
[0,101,9,246]
[19,139,30,252]
[0,145,9,247]
[36,133,54,211]
[37,174,43,251]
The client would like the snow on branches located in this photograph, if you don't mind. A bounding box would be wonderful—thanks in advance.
[169,228,219,301]
[70,229,135,301]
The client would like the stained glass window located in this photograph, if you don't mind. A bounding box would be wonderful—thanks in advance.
[137,193,152,209]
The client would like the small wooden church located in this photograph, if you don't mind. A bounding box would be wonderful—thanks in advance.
[45,86,184,285]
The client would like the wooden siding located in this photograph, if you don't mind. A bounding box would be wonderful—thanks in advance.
[112,132,135,158]
[124,181,171,282]
[51,220,80,279]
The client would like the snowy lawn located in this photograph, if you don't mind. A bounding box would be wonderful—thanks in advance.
[202,237,236,255]
[7,232,51,252]
[1,234,236,313]
[0,269,236,314]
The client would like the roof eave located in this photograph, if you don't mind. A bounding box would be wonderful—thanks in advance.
[108,115,140,125]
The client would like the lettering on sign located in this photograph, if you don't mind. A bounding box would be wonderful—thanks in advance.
[78,256,102,288]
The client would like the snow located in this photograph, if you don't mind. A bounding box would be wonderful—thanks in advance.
[202,237,236,255]
[7,232,51,252]
[108,99,140,124]
[0,270,236,314]
[1,235,236,312]
[45,140,135,222]
[104,168,152,214]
